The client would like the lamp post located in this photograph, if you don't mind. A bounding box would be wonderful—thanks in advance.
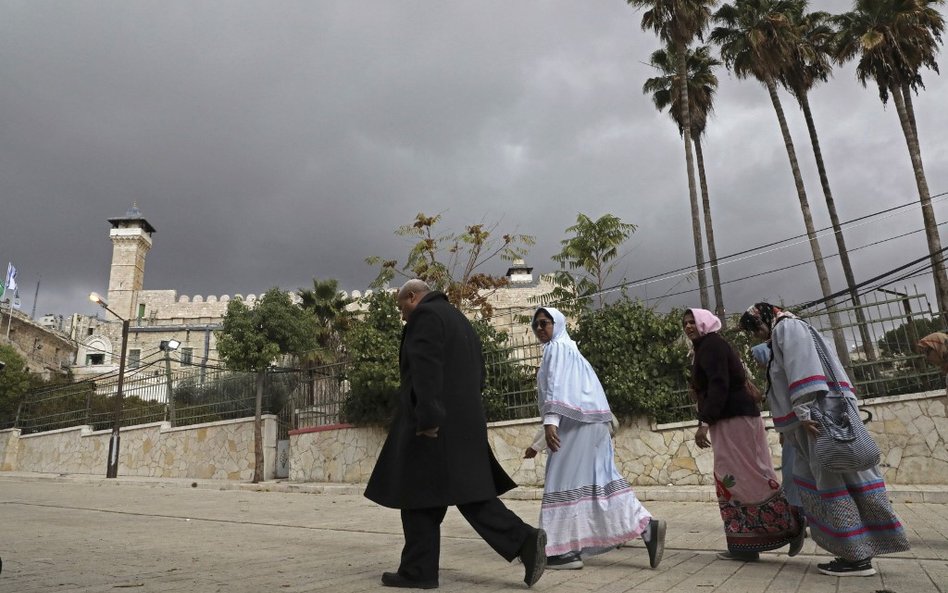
[90,292,130,479]
[159,339,180,426]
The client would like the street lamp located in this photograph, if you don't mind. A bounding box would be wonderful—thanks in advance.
[159,339,180,426]
[90,292,130,479]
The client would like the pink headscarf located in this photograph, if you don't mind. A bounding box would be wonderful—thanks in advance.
[686,308,722,337]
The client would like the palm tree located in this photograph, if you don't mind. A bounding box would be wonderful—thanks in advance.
[711,0,851,367]
[298,277,352,365]
[833,0,948,313]
[780,10,876,362]
[628,0,718,310]
[643,44,727,322]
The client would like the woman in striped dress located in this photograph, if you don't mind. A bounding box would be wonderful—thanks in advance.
[524,307,665,570]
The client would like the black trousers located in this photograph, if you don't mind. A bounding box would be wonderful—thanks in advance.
[398,498,531,581]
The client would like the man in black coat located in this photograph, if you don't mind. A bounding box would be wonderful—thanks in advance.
[365,279,546,589]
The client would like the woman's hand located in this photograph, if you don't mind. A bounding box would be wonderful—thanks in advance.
[544,424,560,452]
[523,447,538,459]
[801,419,820,437]
[695,424,711,449]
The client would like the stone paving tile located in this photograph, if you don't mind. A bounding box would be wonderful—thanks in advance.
[1,475,946,593]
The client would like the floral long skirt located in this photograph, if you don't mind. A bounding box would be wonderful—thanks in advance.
[710,416,803,553]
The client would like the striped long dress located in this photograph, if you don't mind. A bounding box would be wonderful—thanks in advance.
[769,318,910,560]
[539,417,651,557]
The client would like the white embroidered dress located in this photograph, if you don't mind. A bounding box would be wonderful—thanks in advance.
[534,307,651,557]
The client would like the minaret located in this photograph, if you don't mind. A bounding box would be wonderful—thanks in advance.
[106,204,156,320]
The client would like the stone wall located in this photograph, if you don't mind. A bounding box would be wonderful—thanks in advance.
[3,415,277,480]
[0,428,19,471]
[289,391,948,486]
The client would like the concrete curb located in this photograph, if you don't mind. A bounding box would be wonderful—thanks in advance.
[3,470,947,503]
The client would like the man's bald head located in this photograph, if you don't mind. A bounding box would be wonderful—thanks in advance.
[396,279,432,321]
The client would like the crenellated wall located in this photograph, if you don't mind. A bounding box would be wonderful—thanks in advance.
[289,391,948,487]
[3,416,278,480]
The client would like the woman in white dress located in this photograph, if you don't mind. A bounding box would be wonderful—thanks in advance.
[524,307,666,570]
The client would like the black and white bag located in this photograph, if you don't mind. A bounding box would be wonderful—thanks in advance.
[807,326,881,473]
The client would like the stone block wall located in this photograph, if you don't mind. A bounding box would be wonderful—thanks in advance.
[3,415,277,481]
[289,391,948,487]
[288,424,388,483]
[0,428,20,471]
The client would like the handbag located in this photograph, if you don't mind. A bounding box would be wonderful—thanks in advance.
[807,325,881,473]
[810,397,880,472]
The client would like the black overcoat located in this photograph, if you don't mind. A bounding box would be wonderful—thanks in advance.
[364,291,517,509]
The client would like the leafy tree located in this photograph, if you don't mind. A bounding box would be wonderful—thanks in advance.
[216,288,319,482]
[711,0,851,368]
[573,299,691,421]
[539,213,637,316]
[644,44,726,321]
[833,0,948,312]
[0,344,31,428]
[341,290,535,425]
[367,213,534,317]
[629,0,717,310]
[877,315,945,357]
[341,290,402,425]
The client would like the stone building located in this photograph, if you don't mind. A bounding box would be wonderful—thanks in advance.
[74,206,234,385]
[0,307,76,379]
[75,206,554,387]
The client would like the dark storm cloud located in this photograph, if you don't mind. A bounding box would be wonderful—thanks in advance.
[0,0,945,325]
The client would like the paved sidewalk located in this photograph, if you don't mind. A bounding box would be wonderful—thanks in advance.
[1,473,946,593]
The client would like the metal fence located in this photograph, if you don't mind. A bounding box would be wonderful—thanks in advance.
[11,289,945,435]
[13,365,295,434]
[596,287,946,425]
[802,287,946,398]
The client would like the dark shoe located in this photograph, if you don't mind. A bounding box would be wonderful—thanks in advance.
[716,551,760,562]
[644,518,666,568]
[788,525,805,557]
[817,557,876,577]
[546,552,583,570]
[518,527,547,587]
[381,571,439,589]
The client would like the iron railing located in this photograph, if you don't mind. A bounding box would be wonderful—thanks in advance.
[9,288,945,434]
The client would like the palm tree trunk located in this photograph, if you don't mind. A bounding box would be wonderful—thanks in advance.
[799,91,876,363]
[765,78,851,369]
[891,83,948,313]
[901,82,919,140]
[678,43,710,309]
[694,135,726,325]
[252,369,265,483]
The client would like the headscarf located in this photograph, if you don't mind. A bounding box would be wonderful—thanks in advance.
[534,307,613,423]
[739,302,797,334]
[918,332,948,374]
[685,308,721,337]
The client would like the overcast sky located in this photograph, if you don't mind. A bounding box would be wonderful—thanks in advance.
[1,0,946,327]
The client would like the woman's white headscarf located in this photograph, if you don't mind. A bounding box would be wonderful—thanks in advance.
[535,307,613,423]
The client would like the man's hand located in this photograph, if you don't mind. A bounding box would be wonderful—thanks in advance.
[695,424,711,449]
[801,419,820,437]
[544,425,560,452]
[416,427,439,438]
[523,447,538,459]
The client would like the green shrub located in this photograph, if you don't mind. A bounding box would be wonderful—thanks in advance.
[573,299,691,421]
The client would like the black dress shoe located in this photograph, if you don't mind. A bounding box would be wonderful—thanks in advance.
[381,571,439,589]
[518,527,547,587]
